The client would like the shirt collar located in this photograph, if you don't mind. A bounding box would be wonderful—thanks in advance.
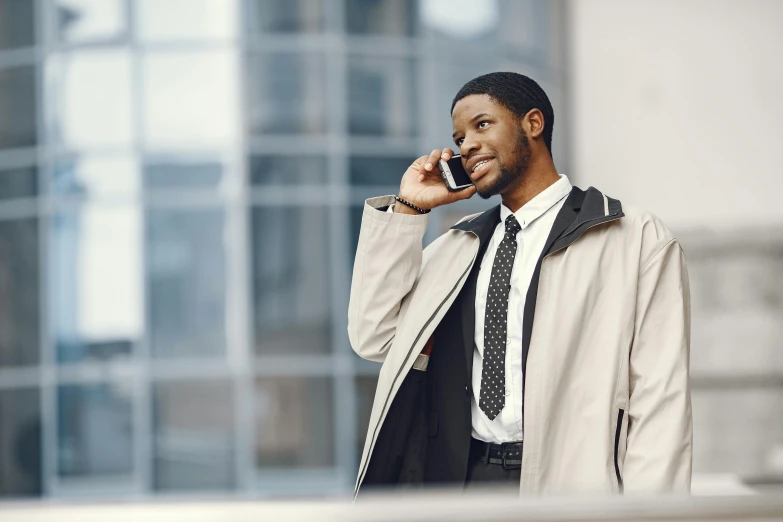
[499,174,572,230]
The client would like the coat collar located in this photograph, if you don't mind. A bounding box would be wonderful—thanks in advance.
[450,185,624,254]
[449,203,501,245]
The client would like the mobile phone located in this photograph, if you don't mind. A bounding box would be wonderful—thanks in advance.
[438,154,473,191]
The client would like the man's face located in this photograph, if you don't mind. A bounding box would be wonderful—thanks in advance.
[451,94,531,199]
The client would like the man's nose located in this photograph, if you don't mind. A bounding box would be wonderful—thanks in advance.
[460,136,480,157]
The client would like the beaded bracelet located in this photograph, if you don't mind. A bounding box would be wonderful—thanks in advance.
[394,195,431,214]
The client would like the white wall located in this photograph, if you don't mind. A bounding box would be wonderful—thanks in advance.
[569,0,783,231]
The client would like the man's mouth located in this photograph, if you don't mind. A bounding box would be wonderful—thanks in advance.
[470,158,494,180]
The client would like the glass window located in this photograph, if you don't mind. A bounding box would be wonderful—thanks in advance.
[144,160,225,190]
[50,155,139,198]
[0,218,40,368]
[255,376,334,468]
[0,166,38,200]
[136,0,238,42]
[348,56,417,137]
[49,206,142,364]
[147,208,227,358]
[0,0,35,51]
[345,0,417,36]
[153,379,234,491]
[246,52,326,135]
[245,0,325,34]
[249,155,327,185]
[252,206,332,355]
[349,155,409,186]
[0,387,41,497]
[142,50,238,148]
[44,49,133,149]
[57,383,133,477]
[53,0,127,44]
[0,66,37,150]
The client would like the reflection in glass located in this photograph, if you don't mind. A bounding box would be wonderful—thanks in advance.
[144,160,224,189]
[0,166,37,200]
[0,0,35,50]
[247,52,326,135]
[153,379,234,491]
[246,0,324,33]
[136,0,237,42]
[143,50,238,148]
[252,206,331,355]
[57,383,133,477]
[255,377,334,468]
[355,375,378,463]
[249,155,327,185]
[50,155,139,197]
[349,156,410,185]
[0,66,37,150]
[348,57,417,136]
[53,0,126,43]
[420,0,500,41]
[49,206,142,363]
[147,209,226,358]
[0,218,40,368]
[345,0,416,36]
[45,49,133,148]
[0,388,41,497]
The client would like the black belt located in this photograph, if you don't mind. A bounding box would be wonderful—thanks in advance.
[469,437,523,469]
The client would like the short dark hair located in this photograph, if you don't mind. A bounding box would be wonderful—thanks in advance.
[451,72,554,156]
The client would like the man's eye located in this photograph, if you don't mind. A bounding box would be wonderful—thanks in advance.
[478,121,489,129]
[455,138,464,146]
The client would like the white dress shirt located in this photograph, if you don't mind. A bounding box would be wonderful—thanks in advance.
[471,175,572,443]
[385,175,573,443]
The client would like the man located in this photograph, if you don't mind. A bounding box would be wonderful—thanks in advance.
[348,72,692,496]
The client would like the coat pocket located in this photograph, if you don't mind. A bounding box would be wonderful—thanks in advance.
[613,408,625,493]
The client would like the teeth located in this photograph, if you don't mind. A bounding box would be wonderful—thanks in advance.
[472,160,488,173]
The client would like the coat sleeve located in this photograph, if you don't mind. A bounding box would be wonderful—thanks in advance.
[347,196,429,362]
[623,238,693,492]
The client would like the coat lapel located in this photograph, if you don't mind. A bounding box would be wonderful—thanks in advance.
[450,205,501,374]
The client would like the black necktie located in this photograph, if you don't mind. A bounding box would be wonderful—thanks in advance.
[480,214,521,420]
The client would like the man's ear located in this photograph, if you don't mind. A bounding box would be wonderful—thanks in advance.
[524,109,545,139]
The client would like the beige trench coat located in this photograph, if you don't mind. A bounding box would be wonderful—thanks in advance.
[348,191,692,496]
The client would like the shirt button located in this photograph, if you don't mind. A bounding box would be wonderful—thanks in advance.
[464,385,469,395]
[505,389,511,396]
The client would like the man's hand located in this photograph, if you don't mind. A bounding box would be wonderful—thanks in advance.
[395,148,476,214]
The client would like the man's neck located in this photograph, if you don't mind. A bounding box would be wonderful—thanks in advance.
[500,156,560,213]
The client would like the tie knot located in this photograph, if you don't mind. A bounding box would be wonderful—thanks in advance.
[505,214,521,235]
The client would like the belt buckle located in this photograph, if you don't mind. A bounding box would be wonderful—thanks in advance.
[500,442,522,470]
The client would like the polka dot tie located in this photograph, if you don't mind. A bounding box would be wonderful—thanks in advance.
[479,214,522,421]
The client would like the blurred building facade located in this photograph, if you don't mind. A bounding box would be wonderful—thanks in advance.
[0,0,568,498]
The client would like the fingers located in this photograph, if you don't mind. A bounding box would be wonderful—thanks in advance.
[415,147,456,182]
[458,184,477,200]
[423,149,442,173]
[416,154,430,181]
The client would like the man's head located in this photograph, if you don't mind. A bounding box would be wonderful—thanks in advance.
[450,72,554,199]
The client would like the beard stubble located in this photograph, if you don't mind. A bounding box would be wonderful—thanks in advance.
[476,127,532,200]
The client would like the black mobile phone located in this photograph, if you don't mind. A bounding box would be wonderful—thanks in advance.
[437,154,473,191]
